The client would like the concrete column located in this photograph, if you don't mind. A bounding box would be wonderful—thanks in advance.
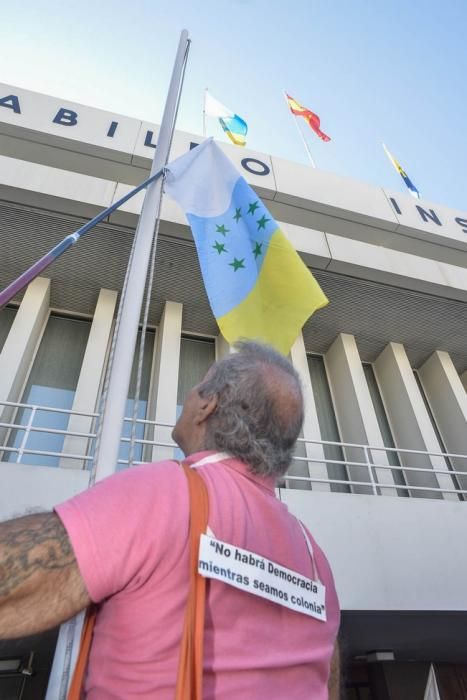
[325,334,397,496]
[374,343,457,500]
[150,301,182,461]
[289,332,329,492]
[0,278,50,447]
[418,351,467,491]
[59,289,118,470]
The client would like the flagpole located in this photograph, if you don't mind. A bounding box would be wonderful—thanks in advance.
[282,90,316,169]
[203,87,208,137]
[0,169,164,310]
[382,142,395,169]
[93,29,190,483]
[45,29,191,700]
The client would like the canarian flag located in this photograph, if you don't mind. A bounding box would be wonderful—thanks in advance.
[165,139,328,355]
[286,94,331,142]
[204,91,248,147]
[383,143,420,199]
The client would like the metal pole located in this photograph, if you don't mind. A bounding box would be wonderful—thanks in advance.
[282,90,316,168]
[364,445,379,496]
[0,169,163,310]
[45,30,191,700]
[93,29,190,483]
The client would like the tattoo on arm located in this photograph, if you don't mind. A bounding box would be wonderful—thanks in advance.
[0,513,91,639]
[0,513,74,597]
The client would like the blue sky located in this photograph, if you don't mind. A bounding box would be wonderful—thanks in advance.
[1,0,466,210]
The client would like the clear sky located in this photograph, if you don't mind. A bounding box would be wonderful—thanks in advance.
[1,0,466,211]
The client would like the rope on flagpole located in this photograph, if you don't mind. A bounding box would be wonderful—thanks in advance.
[88,220,139,484]
[128,38,191,468]
[127,176,164,468]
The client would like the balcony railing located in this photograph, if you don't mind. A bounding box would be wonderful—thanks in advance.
[1,399,466,501]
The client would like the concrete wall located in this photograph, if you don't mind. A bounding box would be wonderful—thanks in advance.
[0,462,90,521]
[281,487,467,612]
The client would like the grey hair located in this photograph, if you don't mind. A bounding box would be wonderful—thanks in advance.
[198,341,304,477]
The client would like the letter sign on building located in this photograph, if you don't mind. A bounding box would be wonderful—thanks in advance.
[53,108,78,126]
[0,94,21,113]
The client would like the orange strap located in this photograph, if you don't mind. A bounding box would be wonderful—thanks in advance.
[67,462,208,700]
[174,463,209,700]
[67,605,97,700]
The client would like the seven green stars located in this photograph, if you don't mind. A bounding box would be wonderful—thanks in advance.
[214,201,271,271]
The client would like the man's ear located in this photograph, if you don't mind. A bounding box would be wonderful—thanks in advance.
[195,393,218,424]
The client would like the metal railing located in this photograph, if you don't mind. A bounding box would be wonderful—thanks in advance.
[1,399,466,501]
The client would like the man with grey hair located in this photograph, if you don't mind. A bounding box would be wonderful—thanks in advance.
[174,341,305,478]
[0,341,340,699]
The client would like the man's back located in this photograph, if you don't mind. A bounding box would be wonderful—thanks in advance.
[56,452,340,699]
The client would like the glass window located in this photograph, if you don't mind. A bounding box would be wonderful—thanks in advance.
[307,355,350,493]
[285,429,312,491]
[7,315,90,466]
[175,336,215,458]
[177,336,216,412]
[363,363,408,496]
[118,329,156,467]
[0,307,16,354]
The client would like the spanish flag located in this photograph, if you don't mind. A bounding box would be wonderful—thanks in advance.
[286,94,331,142]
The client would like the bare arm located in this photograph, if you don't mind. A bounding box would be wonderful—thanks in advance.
[328,642,340,700]
[0,512,91,639]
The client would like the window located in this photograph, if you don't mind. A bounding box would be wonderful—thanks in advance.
[177,336,216,413]
[7,315,90,466]
[175,336,216,458]
[363,363,408,496]
[118,329,156,467]
[0,307,16,354]
[286,429,312,490]
[307,355,350,493]
[177,336,216,418]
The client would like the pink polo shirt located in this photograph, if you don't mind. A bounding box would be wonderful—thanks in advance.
[56,452,339,699]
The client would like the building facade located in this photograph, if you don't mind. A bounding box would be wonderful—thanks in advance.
[0,83,466,699]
